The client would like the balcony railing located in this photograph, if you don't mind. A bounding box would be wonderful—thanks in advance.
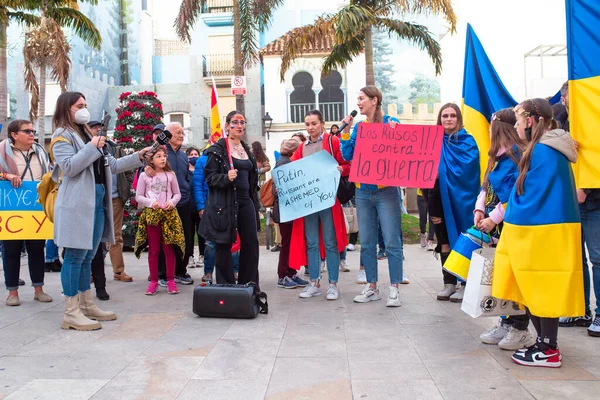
[202,0,234,13]
[202,54,235,77]
[290,102,345,123]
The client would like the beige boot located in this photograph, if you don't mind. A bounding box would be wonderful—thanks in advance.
[79,290,117,321]
[61,296,102,331]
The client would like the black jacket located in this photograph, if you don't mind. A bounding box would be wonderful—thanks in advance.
[167,144,191,206]
[199,138,260,244]
[272,155,292,224]
[105,140,134,206]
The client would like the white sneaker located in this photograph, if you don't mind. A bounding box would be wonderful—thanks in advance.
[480,319,510,345]
[498,326,536,350]
[420,233,427,248]
[427,240,435,251]
[197,255,204,267]
[386,286,401,307]
[299,283,322,298]
[326,284,339,300]
[356,269,367,284]
[437,283,456,301]
[346,243,356,251]
[188,256,196,268]
[353,286,380,303]
[449,285,465,303]
[320,260,326,273]
[400,274,410,284]
[339,260,350,272]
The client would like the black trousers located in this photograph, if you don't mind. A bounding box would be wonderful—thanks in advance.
[215,197,259,286]
[1,239,45,290]
[417,195,435,240]
[527,308,559,348]
[504,314,530,331]
[422,185,454,285]
[159,202,193,279]
[91,243,106,289]
[191,211,205,257]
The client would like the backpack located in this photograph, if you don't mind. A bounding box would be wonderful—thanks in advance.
[37,137,72,223]
[259,178,274,207]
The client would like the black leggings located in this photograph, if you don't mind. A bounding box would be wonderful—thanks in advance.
[527,308,559,349]
[191,211,205,257]
[417,195,435,240]
[215,197,259,286]
[91,244,106,289]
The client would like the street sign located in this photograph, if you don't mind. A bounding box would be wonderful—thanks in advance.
[231,76,247,96]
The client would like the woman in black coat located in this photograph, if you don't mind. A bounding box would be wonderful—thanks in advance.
[199,110,260,285]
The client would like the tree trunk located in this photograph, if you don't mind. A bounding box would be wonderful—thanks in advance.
[119,0,130,85]
[0,21,7,138]
[38,63,47,144]
[364,26,375,86]
[233,0,245,114]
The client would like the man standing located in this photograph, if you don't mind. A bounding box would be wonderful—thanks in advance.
[557,81,600,337]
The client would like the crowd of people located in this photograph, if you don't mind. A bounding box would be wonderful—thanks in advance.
[0,81,598,369]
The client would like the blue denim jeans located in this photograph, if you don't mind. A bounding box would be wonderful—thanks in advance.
[204,241,239,275]
[305,208,339,283]
[61,184,105,297]
[356,187,403,284]
[45,240,59,262]
[581,207,600,315]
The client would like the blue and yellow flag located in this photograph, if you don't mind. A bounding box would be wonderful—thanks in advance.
[461,24,517,182]
[492,143,583,318]
[566,0,600,188]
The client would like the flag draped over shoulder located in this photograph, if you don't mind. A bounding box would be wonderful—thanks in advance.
[566,0,600,188]
[210,78,223,145]
[461,23,517,183]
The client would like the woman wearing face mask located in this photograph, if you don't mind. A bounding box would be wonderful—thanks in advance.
[186,147,204,268]
[200,111,261,286]
[493,98,583,368]
[340,86,404,307]
[422,104,480,303]
[51,91,150,331]
[289,110,350,300]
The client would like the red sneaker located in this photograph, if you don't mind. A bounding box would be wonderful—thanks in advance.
[511,344,561,368]
[145,281,158,295]
[167,280,179,295]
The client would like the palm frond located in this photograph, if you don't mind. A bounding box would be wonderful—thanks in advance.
[334,4,376,43]
[46,6,101,49]
[175,0,206,43]
[23,49,39,122]
[377,17,443,74]
[322,35,365,76]
[253,0,286,30]
[6,11,40,27]
[47,18,71,92]
[389,0,456,32]
[239,0,259,68]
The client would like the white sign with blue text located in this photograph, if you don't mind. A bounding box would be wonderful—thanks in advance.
[273,151,341,223]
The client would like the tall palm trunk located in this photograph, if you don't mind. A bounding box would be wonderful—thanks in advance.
[364,26,375,86]
[119,0,130,85]
[0,21,7,136]
[37,62,46,143]
[233,0,244,114]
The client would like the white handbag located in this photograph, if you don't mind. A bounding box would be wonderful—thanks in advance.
[461,248,525,318]
[343,204,359,234]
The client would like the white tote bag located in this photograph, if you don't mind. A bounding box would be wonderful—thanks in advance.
[461,248,525,318]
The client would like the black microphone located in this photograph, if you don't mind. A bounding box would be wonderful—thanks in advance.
[339,110,358,132]
[148,130,172,154]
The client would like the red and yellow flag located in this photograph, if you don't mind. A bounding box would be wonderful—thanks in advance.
[210,77,223,144]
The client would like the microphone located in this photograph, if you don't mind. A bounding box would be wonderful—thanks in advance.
[339,110,358,132]
[148,130,172,154]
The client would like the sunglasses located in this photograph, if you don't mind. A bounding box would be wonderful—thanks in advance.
[18,129,37,135]
[441,114,457,118]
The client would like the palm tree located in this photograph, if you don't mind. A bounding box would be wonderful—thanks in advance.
[22,0,101,141]
[175,0,284,114]
[271,0,457,84]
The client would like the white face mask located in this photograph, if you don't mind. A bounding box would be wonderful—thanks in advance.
[74,108,91,125]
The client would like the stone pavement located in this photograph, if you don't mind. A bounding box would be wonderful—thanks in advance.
[0,245,599,400]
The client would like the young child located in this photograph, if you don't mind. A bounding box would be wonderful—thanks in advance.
[134,148,186,295]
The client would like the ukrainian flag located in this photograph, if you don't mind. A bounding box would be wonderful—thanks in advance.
[461,24,517,182]
[566,0,600,188]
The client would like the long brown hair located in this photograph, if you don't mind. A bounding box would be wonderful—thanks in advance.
[147,147,174,173]
[482,108,526,189]
[52,91,92,139]
[436,103,464,134]
[360,85,384,123]
[251,141,269,164]
[514,98,557,195]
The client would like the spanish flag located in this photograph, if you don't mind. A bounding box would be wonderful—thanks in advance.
[492,140,584,318]
[461,24,517,182]
[210,77,224,144]
[566,0,600,188]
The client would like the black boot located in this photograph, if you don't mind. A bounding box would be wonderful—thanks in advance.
[45,262,55,272]
[96,287,110,301]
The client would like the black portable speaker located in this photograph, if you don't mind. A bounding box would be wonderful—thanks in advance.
[192,283,268,319]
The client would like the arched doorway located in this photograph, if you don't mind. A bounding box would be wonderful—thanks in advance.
[319,71,344,122]
[289,71,315,123]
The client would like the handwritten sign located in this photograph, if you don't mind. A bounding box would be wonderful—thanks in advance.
[0,181,53,240]
[349,123,444,189]
[273,151,341,223]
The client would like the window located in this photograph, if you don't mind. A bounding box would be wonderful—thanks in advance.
[319,71,344,122]
[170,113,184,126]
[289,72,315,123]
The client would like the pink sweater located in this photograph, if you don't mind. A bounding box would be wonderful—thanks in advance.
[136,171,181,209]
[473,147,508,225]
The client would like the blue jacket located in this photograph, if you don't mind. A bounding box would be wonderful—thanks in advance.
[167,144,191,206]
[192,150,209,212]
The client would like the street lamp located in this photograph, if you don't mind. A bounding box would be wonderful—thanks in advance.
[262,112,273,139]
